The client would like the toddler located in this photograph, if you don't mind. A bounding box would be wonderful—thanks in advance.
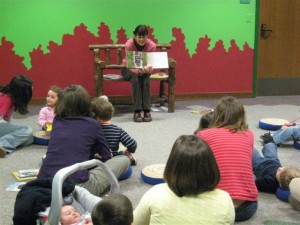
[37,85,62,130]
[194,110,214,134]
[91,97,137,165]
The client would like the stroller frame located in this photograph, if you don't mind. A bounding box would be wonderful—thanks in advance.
[43,159,120,225]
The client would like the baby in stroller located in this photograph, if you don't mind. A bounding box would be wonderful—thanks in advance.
[60,205,92,225]
[13,159,120,225]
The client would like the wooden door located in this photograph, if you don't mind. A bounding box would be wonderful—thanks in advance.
[257,0,300,96]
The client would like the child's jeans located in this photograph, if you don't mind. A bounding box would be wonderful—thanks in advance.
[252,143,280,169]
[273,126,300,144]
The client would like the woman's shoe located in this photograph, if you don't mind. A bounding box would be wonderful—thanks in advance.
[143,112,152,122]
[133,112,143,122]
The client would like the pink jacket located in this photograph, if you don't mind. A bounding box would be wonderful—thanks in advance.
[37,106,55,128]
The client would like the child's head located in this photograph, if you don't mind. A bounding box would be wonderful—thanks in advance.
[277,167,300,189]
[47,85,62,108]
[164,135,220,197]
[194,110,214,134]
[60,205,81,225]
[91,194,133,225]
[55,85,91,118]
[212,96,248,132]
[90,97,114,122]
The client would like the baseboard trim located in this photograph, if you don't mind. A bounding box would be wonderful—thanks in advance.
[29,92,254,105]
[257,77,300,96]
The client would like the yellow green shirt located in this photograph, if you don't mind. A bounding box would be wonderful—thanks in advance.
[134,183,234,225]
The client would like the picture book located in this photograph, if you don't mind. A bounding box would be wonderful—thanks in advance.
[12,169,39,182]
[126,51,169,69]
[6,181,26,191]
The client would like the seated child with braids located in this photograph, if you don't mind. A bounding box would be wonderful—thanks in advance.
[91,97,137,166]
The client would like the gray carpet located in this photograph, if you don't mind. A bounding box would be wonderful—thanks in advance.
[1,95,300,225]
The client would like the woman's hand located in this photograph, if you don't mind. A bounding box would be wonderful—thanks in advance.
[144,64,153,73]
[138,65,153,75]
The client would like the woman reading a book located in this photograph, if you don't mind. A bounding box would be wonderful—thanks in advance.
[121,25,156,123]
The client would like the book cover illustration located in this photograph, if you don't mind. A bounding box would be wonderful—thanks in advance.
[6,181,26,191]
[126,51,169,69]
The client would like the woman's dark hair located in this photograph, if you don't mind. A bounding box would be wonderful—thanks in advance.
[92,194,133,225]
[133,25,148,36]
[164,135,220,197]
[55,85,91,118]
[0,75,33,114]
[212,96,248,132]
[194,111,214,134]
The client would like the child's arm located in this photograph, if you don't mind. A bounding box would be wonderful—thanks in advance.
[73,186,102,213]
[37,107,49,128]
[119,128,137,153]
[94,125,112,161]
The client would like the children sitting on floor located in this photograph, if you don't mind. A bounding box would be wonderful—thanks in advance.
[252,142,300,193]
[90,97,137,166]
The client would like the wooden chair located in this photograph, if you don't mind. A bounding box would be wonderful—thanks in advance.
[88,44,176,113]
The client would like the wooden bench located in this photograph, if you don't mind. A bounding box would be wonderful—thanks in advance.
[88,44,176,113]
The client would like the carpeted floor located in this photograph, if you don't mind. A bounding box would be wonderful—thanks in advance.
[1,95,300,225]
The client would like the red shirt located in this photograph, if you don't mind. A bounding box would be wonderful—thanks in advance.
[0,92,14,121]
[197,128,258,201]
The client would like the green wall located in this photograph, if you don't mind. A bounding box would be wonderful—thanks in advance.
[0,0,256,68]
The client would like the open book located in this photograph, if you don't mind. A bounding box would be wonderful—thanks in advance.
[126,51,169,69]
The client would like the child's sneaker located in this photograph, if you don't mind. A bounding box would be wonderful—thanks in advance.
[260,132,275,145]
[118,150,137,166]
[0,146,7,158]
[130,156,137,166]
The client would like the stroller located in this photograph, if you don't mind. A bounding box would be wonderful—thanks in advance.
[37,159,120,225]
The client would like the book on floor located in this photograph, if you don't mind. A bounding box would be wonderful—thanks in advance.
[6,181,26,191]
[12,169,39,182]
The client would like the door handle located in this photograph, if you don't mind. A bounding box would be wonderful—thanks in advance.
[261,24,272,38]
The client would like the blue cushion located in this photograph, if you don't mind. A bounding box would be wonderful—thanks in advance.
[259,118,289,131]
[119,166,132,180]
[294,140,300,150]
[33,131,50,145]
[141,164,165,185]
[276,187,290,202]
